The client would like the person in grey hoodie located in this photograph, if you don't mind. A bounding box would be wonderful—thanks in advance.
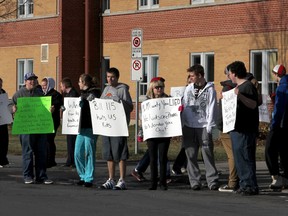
[41,77,63,168]
[181,64,219,191]
[100,67,133,190]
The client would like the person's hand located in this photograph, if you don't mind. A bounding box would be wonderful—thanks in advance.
[12,105,17,113]
[112,95,120,103]
[50,105,55,113]
[206,126,212,134]
[178,105,184,112]
[219,91,223,99]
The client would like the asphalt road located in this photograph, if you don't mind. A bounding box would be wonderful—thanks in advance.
[0,155,288,216]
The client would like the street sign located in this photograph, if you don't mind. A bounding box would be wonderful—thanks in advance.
[131,59,143,81]
[131,29,142,58]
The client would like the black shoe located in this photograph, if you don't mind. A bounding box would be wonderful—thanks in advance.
[47,162,57,168]
[160,185,168,190]
[210,184,219,191]
[192,184,201,190]
[77,180,85,186]
[84,182,93,187]
[149,186,157,190]
[234,188,259,196]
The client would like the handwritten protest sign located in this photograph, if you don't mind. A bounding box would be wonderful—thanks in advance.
[141,97,182,141]
[12,97,54,134]
[62,97,81,134]
[170,86,186,98]
[222,89,237,133]
[259,95,270,123]
[90,98,128,137]
[0,93,13,125]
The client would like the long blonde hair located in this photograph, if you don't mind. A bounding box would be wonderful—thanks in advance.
[146,79,165,99]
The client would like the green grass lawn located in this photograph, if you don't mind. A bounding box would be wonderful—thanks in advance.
[8,125,266,161]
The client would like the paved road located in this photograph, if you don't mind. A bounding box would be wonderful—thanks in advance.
[0,155,288,216]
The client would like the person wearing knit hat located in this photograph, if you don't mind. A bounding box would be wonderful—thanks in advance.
[265,64,288,190]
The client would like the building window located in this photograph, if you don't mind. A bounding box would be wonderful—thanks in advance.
[139,0,159,10]
[139,55,159,96]
[41,44,49,62]
[190,52,214,82]
[17,59,34,89]
[101,57,110,90]
[18,0,33,18]
[250,49,278,95]
[102,0,110,13]
[191,0,214,4]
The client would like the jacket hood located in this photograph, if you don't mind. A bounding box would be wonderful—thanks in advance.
[115,83,130,90]
[44,77,55,95]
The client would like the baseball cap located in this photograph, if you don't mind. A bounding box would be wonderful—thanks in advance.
[272,64,286,76]
[24,72,38,81]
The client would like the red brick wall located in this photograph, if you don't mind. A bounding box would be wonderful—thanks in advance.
[0,17,60,47]
[103,0,287,43]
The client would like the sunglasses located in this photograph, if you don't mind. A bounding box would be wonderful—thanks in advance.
[154,86,164,90]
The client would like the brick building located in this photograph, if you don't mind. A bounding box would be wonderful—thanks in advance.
[1,0,287,117]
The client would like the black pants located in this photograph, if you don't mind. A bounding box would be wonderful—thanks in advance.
[172,147,187,172]
[0,124,9,165]
[147,138,170,187]
[265,128,288,178]
[66,135,77,166]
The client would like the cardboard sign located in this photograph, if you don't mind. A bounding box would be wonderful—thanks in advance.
[62,97,81,135]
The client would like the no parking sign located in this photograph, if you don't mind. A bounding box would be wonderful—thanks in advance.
[131,59,143,81]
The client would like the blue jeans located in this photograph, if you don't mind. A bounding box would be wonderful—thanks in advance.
[75,128,97,183]
[20,134,48,181]
[230,131,258,190]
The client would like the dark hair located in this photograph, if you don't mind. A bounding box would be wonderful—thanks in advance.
[79,74,97,87]
[187,64,204,77]
[107,67,120,79]
[229,61,247,79]
[61,77,73,88]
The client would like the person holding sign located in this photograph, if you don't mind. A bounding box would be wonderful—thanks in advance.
[75,74,101,188]
[100,67,133,190]
[0,78,10,167]
[60,77,80,167]
[41,77,63,168]
[228,61,259,195]
[265,64,288,189]
[11,72,53,184]
[143,77,171,190]
[181,64,219,191]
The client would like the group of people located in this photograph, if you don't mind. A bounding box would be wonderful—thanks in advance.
[1,61,287,194]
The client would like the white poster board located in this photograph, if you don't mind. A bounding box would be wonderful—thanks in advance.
[141,97,182,141]
[259,94,270,123]
[222,89,237,133]
[170,86,186,98]
[0,93,13,125]
[62,97,81,135]
[90,98,128,137]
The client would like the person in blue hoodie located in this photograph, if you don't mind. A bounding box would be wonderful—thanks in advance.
[265,64,288,189]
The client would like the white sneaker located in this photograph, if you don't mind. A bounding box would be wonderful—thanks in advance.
[101,179,115,189]
[269,175,283,189]
[114,179,127,190]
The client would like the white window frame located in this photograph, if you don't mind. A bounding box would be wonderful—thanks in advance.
[139,0,159,10]
[41,44,49,63]
[190,52,214,82]
[250,49,278,95]
[191,0,214,5]
[139,55,159,98]
[102,0,110,14]
[17,59,34,89]
[18,0,34,18]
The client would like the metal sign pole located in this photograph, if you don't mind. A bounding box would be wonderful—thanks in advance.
[135,81,140,154]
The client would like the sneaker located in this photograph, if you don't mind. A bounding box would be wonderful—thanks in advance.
[84,182,93,188]
[270,175,283,189]
[131,170,146,182]
[114,179,127,190]
[44,179,53,185]
[209,184,219,191]
[24,179,34,184]
[77,180,85,186]
[172,169,182,176]
[191,184,201,190]
[100,179,115,189]
[234,188,259,196]
[218,185,234,192]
